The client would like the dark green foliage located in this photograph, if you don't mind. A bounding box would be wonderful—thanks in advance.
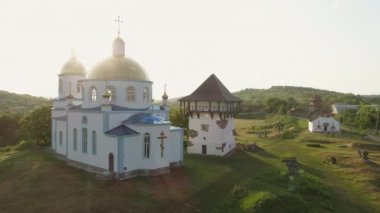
[20,106,51,145]
[266,98,291,114]
[0,114,21,146]
[240,191,307,213]
[169,106,188,129]
[234,86,375,115]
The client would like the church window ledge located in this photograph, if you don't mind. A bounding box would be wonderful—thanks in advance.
[59,131,63,145]
[143,87,149,103]
[82,128,88,153]
[90,86,97,102]
[77,82,81,93]
[143,133,150,158]
[73,128,77,151]
[126,86,136,102]
[92,131,97,155]
[82,116,88,124]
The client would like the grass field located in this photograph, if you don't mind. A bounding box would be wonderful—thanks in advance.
[0,119,379,212]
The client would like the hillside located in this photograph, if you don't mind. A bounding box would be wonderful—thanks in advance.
[232,86,380,117]
[0,91,51,115]
[0,119,379,212]
[235,86,380,105]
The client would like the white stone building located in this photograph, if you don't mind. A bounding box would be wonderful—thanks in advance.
[179,74,242,156]
[308,116,340,133]
[51,32,183,179]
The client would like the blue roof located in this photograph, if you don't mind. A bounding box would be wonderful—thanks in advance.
[105,125,140,136]
[123,113,170,125]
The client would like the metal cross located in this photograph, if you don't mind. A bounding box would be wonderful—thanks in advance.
[115,16,123,37]
[157,131,167,158]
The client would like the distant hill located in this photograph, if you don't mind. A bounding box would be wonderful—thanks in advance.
[0,90,51,115]
[234,86,380,106]
[167,86,380,112]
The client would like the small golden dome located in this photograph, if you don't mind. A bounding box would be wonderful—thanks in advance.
[60,57,86,75]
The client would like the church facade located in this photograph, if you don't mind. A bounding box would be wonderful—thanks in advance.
[51,32,183,179]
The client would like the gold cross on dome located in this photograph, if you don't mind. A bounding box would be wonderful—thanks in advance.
[115,16,123,37]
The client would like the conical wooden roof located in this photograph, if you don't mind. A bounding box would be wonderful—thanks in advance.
[179,74,241,102]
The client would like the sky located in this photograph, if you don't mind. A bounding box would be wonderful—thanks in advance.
[0,0,379,99]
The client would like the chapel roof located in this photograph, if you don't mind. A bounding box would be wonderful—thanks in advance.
[123,113,170,125]
[179,74,241,102]
[105,125,140,136]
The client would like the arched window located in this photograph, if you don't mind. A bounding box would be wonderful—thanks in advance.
[126,86,135,102]
[73,128,77,151]
[90,86,97,102]
[143,87,149,103]
[77,81,81,93]
[82,116,87,124]
[82,128,88,153]
[59,80,63,93]
[106,86,116,101]
[59,131,63,145]
[92,131,97,155]
[144,133,150,158]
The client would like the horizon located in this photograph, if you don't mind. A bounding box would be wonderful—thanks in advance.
[1,0,379,99]
[3,84,380,101]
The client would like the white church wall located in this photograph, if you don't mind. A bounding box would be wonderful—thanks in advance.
[188,113,235,156]
[81,80,152,109]
[309,116,340,132]
[55,120,67,156]
[66,111,118,170]
[58,74,85,99]
[167,128,183,163]
[124,125,171,171]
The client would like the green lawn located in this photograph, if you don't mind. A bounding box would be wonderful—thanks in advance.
[0,119,379,212]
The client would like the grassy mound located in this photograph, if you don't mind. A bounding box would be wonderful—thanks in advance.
[240,191,306,213]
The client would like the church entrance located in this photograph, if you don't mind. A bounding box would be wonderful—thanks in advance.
[108,153,114,173]
[202,145,207,155]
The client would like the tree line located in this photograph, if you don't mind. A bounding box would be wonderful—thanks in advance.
[235,86,379,116]
[336,105,380,132]
[0,106,51,147]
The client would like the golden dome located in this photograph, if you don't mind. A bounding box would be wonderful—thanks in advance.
[87,57,149,81]
[60,57,86,75]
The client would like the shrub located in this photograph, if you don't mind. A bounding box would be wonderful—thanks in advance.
[240,191,306,213]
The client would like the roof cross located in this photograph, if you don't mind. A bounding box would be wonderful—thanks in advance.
[115,16,123,37]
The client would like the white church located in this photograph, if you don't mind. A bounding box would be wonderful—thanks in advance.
[308,115,340,133]
[51,22,183,179]
[179,74,242,156]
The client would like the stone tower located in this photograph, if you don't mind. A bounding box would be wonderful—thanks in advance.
[179,74,242,156]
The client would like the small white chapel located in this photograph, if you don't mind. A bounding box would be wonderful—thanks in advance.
[308,115,340,133]
[51,18,183,179]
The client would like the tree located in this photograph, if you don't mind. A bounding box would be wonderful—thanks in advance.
[0,114,21,146]
[20,106,51,145]
[265,98,289,114]
[169,107,188,129]
[354,105,375,130]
